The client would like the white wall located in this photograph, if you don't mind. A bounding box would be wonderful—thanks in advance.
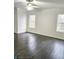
[14,7,18,33]
[27,8,64,39]
[14,8,27,33]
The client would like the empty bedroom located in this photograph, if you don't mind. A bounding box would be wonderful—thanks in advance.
[14,0,64,59]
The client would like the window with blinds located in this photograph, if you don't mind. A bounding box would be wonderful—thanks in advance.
[56,14,64,33]
[28,15,36,28]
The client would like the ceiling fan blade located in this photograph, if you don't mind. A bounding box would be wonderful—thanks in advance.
[32,6,40,8]
[30,0,63,8]
[30,0,51,6]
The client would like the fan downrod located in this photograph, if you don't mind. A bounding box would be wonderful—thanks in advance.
[26,0,33,2]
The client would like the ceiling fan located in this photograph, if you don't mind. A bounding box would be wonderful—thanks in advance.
[25,0,40,11]
[15,0,53,11]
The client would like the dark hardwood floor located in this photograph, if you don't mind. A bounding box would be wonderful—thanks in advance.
[14,32,64,59]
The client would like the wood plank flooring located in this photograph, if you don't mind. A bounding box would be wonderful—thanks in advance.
[14,32,64,59]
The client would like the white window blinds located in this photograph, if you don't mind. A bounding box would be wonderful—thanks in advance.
[28,15,36,28]
[56,14,64,33]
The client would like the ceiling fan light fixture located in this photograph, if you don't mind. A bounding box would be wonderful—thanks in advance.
[25,0,38,11]
[28,3,32,6]
[26,4,34,11]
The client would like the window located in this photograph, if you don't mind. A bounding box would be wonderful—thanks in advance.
[56,14,64,33]
[28,15,36,28]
